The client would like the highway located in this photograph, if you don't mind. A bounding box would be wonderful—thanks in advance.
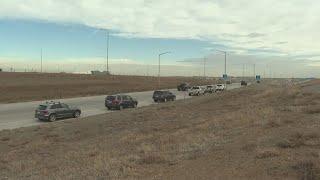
[0,83,241,131]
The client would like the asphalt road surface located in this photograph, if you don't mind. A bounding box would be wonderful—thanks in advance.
[0,83,241,131]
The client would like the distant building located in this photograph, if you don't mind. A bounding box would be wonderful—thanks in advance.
[91,71,110,75]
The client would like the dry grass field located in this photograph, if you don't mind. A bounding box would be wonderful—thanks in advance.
[0,72,215,103]
[0,80,319,179]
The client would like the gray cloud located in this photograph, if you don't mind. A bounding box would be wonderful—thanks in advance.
[0,0,320,77]
[247,33,266,38]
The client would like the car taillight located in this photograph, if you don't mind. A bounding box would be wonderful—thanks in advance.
[43,110,48,114]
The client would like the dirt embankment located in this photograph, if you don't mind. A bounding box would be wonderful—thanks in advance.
[0,72,216,103]
[0,81,320,179]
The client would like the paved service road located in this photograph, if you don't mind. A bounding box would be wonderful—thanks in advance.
[0,83,241,131]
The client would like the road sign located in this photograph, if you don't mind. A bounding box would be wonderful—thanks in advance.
[223,74,228,80]
[256,75,261,81]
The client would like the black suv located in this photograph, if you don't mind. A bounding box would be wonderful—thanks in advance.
[241,80,248,86]
[177,83,190,91]
[35,101,81,122]
[105,95,138,110]
[153,91,176,102]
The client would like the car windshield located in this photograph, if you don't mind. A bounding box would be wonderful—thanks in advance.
[107,96,116,101]
[38,105,47,110]
[154,91,164,95]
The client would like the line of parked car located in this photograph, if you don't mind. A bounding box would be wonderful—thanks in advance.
[35,83,227,122]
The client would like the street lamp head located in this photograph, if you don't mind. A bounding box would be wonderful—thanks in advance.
[212,49,226,54]
[159,51,172,56]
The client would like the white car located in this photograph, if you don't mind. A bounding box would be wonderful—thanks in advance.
[215,84,226,91]
[189,86,205,96]
[205,85,216,94]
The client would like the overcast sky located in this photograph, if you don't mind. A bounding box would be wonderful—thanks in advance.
[0,0,319,77]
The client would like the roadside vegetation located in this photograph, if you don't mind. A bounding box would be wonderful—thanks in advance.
[0,72,216,103]
[0,80,319,179]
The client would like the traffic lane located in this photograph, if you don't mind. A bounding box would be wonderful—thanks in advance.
[0,85,240,131]
[0,85,236,124]
[0,89,187,130]
[67,89,189,117]
[227,83,241,90]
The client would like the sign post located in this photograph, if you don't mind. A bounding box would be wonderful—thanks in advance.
[223,74,228,89]
[256,75,261,83]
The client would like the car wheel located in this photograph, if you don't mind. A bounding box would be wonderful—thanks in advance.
[119,105,124,110]
[49,114,56,122]
[107,107,111,110]
[133,103,137,108]
[73,111,81,118]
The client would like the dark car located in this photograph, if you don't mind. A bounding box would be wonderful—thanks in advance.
[177,83,190,91]
[35,101,81,122]
[241,80,248,86]
[153,91,176,102]
[105,95,138,110]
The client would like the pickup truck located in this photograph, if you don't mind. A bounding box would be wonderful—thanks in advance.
[189,86,205,96]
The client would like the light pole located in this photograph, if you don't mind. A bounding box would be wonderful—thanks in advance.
[203,57,207,78]
[40,48,43,73]
[211,50,227,86]
[218,50,227,75]
[253,64,256,80]
[95,28,111,74]
[106,30,110,74]
[158,52,171,89]
[243,64,245,80]
[211,50,227,76]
